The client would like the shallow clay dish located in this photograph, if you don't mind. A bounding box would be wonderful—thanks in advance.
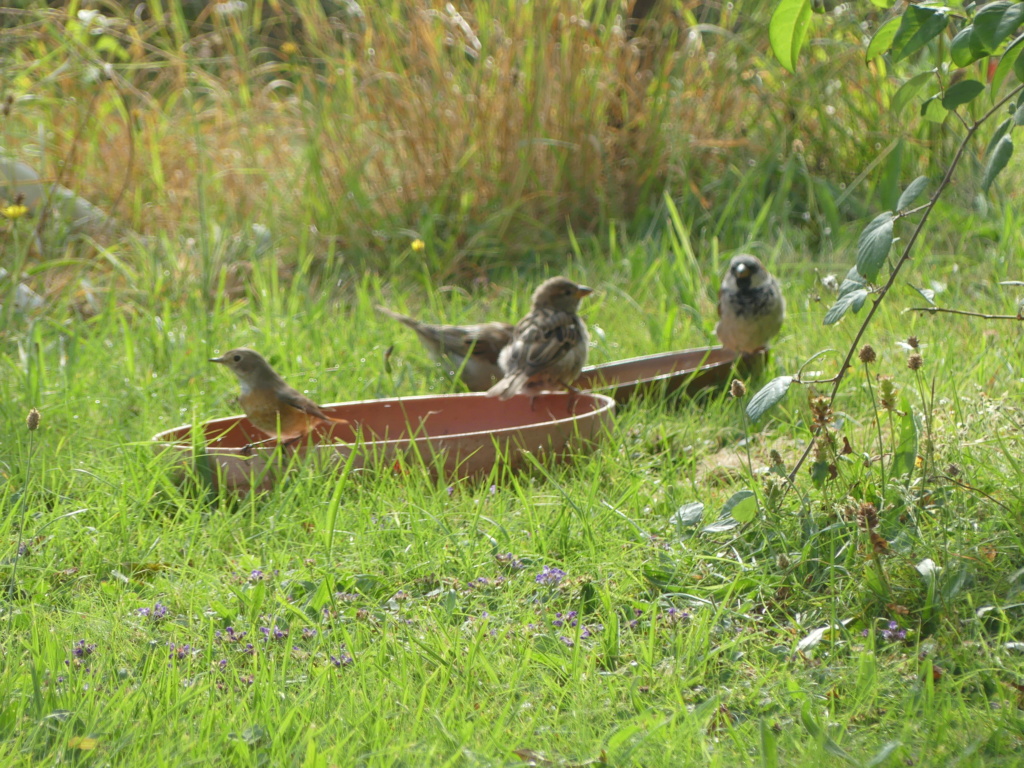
[576,346,767,404]
[152,392,615,493]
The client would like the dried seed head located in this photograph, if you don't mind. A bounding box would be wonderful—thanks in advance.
[26,408,40,431]
[730,379,747,398]
[907,353,923,371]
[946,463,961,477]
[2,95,12,117]
[858,344,876,364]
[809,394,833,426]
[906,336,919,350]
[769,449,784,467]
[857,502,879,531]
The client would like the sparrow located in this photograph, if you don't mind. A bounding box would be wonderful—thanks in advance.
[715,254,785,354]
[210,347,345,447]
[486,276,593,401]
[375,305,513,391]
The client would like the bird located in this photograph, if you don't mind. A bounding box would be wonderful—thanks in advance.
[374,306,513,391]
[486,276,593,402]
[714,254,785,354]
[210,347,346,448]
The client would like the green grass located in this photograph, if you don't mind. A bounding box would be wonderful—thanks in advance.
[3,218,1024,765]
[5,0,1024,765]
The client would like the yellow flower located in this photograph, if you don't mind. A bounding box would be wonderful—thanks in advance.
[2,204,28,219]
[280,41,298,56]
[411,239,425,252]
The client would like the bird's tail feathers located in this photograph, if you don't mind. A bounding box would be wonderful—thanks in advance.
[374,305,420,330]
[486,373,527,401]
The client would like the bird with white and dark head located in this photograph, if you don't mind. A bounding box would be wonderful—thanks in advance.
[714,254,785,354]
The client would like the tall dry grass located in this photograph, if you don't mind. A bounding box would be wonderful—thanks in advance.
[1,0,919,282]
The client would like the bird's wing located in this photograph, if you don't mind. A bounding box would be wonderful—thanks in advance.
[462,323,514,365]
[278,386,335,421]
[511,309,582,377]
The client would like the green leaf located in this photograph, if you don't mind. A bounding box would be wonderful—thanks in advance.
[824,289,869,325]
[892,397,920,477]
[891,5,950,62]
[867,17,901,62]
[1015,102,1024,125]
[897,175,930,209]
[746,376,795,422]
[838,266,868,297]
[985,117,1013,156]
[942,79,985,109]
[1015,43,1024,82]
[671,502,705,528]
[949,27,990,67]
[856,211,895,282]
[770,0,814,73]
[992,34,1024,95]
[866,741,902,768]
[722,490,757,523]
[975,1,1024,50]
[921,95,948,122]
[891,71,936,116]
[760,719,780,768]
[910,284,936,305]
[983,134,1014,191]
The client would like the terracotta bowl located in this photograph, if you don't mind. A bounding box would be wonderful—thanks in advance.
[576,346,767,404]
[151,392,615,493]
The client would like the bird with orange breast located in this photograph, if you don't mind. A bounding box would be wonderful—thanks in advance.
[486,276,593,403]
[210,348,346,449]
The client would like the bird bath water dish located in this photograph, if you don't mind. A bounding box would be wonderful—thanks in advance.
[151,391,615,492]
[575,345,767,404]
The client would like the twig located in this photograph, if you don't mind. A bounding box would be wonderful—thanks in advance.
[786,82,1024,485]
[907,306,1023,320]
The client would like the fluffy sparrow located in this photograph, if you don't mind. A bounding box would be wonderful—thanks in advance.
[375,306,513,391]
[210,348,345,446]
[715,254,785,354]
[486,277,593,401]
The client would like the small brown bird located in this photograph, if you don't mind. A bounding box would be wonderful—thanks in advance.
[375,306,513,392]
[210,348,345,446]
[486,276,593,401]
[715,254,785,354]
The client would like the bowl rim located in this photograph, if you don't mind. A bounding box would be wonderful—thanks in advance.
[580,345,747,386]
[150,390,617,450]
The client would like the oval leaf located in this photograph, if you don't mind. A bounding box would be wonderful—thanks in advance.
[891,5,950,62]
[722,490,758,523]
[983,134,1014,191]
[992,34,1024,95]
[838,265,868,296]
[1015,43,1024,82]
[985,117,1013,157]
[824,289,869,325]
[770,0,814,73]
[891,70,936,116]
[949,27,989,67]
[922,94,949,122]
[746,376,795,422]
[856,211,895,282]
[867,17,901,62]
[1015,102,1024,125]
[975,1,1024,50]
[897,175,929,210]
[671,502,705,528]
[942,79,985,109]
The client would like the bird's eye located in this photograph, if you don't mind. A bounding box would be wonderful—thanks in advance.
[233,354,242,362]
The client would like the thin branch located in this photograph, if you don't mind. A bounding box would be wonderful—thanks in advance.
[785,82,1024,485]
[907,306,1023,320]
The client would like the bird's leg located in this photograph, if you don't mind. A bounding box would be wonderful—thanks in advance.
[242,435,292,455]
[565,383,582,413]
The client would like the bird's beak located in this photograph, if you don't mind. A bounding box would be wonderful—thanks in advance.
[575,285,594,298]
[733,264,749,279]
[209,356,226,364]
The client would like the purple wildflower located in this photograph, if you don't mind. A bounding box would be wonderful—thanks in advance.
[881,621,907,642]
[249,569,265,583]
[334,592,360,603]
[218,659,228,671]
[496,553,525,571]
[331,647,354,668]
[535,566,566,587]
[559,636,574,648]
[72,640,96,659]
[301,627,317,640]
